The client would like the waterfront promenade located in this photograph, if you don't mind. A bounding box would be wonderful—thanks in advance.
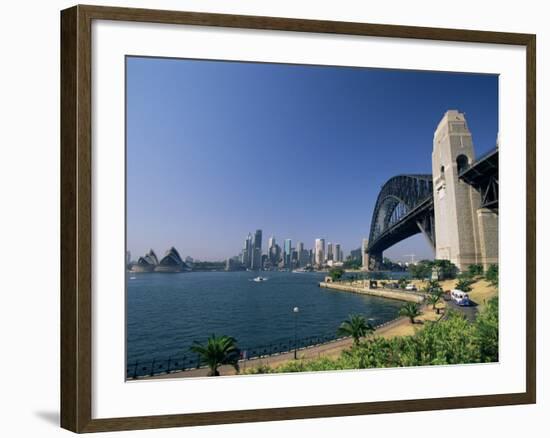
[319,280,425,303]
[144,303,441,380]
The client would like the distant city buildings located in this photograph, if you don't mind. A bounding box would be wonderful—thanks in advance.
[131,229,350,273]
[225,256,241,271]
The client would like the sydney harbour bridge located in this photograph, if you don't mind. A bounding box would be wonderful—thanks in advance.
[365,110,499,271]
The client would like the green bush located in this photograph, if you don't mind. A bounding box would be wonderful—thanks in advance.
[467,264,484,277]
[485,264,499,287]
[455,277,474,292]
[328,267,345,281]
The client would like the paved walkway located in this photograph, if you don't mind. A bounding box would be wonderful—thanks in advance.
[144,309,434,380]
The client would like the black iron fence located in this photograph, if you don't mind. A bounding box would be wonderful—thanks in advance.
[125,315,405,380]
[126,331,349,379]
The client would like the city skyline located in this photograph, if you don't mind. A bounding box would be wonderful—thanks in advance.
[130,230,348,264]
[126,57,498,261]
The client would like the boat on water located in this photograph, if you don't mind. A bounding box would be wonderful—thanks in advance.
[253,276,268,282]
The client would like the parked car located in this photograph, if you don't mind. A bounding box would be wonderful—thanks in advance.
[405,283,417,291]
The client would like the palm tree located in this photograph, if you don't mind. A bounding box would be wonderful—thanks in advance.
[399,302,422,324]
[426,291,443,310]
[190,335,240,376]
[337,314,375,345]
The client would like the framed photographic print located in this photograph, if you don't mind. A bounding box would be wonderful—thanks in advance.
[60,4,536,433]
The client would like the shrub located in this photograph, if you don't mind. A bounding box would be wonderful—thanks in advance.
[467,264,484,277]
[485,264,499,287]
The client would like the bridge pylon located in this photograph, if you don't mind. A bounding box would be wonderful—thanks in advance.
[432,110,498,271]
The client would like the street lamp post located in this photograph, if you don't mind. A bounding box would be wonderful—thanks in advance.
[293,306,300,360]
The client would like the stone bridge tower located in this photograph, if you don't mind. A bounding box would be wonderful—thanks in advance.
[432,110,498,271]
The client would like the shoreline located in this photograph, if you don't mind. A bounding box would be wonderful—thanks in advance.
[319,281,424,303]
[141,303,441,380]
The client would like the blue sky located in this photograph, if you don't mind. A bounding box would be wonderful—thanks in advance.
[126,57,498,262]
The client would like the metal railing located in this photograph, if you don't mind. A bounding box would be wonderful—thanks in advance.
[126,331,353,379]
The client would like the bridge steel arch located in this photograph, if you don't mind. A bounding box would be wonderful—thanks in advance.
[367,174,435,270]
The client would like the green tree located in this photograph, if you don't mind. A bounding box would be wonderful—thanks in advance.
[467,264,484,277]
[485,264,499,287]
[190,335,240,376]
[433,259,459,279]
[399,302,422,324]
[328,267,345,281]
[337,314,375,345]
[409,261,432,279]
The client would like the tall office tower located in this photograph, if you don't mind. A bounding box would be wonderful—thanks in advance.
[327,242,334,261]
[334,243,341,262]
[291,250,298,268]
[298,243,310,267]
[296,242,304,267]
[267,236,276,265]
[269,243,279,265]
[284,239,292,268]
[251,229,262,270]
[315,238,325,266]
[242,233,253,268]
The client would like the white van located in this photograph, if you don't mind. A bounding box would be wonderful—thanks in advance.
[451,289,471,306]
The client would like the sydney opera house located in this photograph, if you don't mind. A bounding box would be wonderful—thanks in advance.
[130,247,189,273]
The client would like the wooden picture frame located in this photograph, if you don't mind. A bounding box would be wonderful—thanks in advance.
[61,4,536,433]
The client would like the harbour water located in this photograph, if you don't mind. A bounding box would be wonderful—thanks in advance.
[127,271,406,365]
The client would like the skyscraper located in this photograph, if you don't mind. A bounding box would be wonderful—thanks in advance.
[242,233,253,268]
[284,239,292,268]
[334,243,342,262]
[327,242,334,261]
[315,238,325,266]
[269,243,280,266]
[251,229,262,270]
[297,242,310,267]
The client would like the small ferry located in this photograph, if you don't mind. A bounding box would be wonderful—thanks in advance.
[253,276,268,282]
